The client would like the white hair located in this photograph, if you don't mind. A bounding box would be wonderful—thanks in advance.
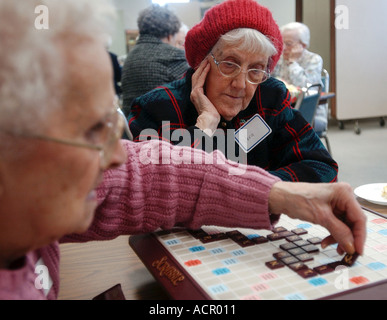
[0,0,116,136]
[212,28,277,71]
[281,22,310,48]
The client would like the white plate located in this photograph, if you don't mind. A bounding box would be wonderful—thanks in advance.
[354,183,387,206]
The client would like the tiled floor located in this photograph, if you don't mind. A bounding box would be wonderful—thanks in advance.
[324,117,387,189]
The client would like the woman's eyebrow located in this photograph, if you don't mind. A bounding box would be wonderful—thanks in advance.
[221,51,267,67]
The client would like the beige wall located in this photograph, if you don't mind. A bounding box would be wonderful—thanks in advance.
[335,0,387,120]
[111,0,296,55]
[303,0,331,76]
[259,0,296,27]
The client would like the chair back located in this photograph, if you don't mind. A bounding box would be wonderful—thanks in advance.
[296,84,322,125]
[321,69,329,93]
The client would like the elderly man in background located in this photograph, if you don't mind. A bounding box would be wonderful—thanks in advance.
[121,4,189,117]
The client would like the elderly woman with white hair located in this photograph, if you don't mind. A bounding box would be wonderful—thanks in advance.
[0,0,366,300]
[273,22,323,88]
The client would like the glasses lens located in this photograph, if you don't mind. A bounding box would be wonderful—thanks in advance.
[218,60,268,85]
[248,70,268,84]
[219,61,240,77]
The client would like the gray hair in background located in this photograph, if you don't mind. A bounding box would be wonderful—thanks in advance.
[212,28,278,72]
[280,22,310,48]
[137,4,181,39]
[0,0,116,136]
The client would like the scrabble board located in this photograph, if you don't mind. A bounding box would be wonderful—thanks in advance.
[129,208,387,300]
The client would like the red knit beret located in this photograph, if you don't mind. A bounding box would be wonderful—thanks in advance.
[185,0,283,72]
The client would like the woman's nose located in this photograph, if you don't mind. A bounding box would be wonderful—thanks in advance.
[104,140,127,170]
[231,71,248,89]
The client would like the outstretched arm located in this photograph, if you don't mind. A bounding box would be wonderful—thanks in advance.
[64,140,366,256]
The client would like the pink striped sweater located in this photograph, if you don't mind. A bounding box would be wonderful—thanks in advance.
[0,140,279,300]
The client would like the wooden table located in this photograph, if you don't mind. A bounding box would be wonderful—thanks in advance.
[58,198,386,300]
[58,236,168,300]
[357,197,387,215]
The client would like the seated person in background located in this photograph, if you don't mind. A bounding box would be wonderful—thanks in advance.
[273,22,327,133]
[273,22,323,88]
[128,0,337,183]
[121,4,189,117]
[0,0,366,300]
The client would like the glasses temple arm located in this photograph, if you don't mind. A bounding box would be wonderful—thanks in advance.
[117,108,133,141]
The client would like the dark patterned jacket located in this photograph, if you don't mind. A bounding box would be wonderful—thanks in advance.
[128,69,338,183]
[121,34,189,116]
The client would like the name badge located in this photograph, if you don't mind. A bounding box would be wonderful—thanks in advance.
[235,114,272,153]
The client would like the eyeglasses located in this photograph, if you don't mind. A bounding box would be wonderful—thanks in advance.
[210,53,270,85]
[5,99,125,168]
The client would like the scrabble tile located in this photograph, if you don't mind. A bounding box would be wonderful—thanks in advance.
[341,252,359,266]
[188,229,208,239]
[238,239,256,248]
[267,231,294,241]
[279,231,296,238]
[288,262,308,272]
[273,227,288,233]
[288,248,306,256]
[265,260,285,270]
[328,261,346,270]
[251,236,269,244]
[297,268,318,279]
[302,245,319,254]
[200,235,219,243]
[212,233,228,241]
[267,233,285,241]
[307,237,323,245]
[291,228,308,235]
[273,251,291,260]
[281,256,300,265]
[293,240,310,247]
[286,235,303,242]
[296,253,314,262]
[313,265,334,275]
[226,230,244,239]
[280,243,298,251]
[229,233,248,242]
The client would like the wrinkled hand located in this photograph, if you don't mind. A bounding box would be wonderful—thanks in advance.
[191,59,220,136]
[269,182,367,255]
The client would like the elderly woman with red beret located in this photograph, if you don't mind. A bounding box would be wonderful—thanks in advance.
[128,0,337,183]
[0,0,366,300]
